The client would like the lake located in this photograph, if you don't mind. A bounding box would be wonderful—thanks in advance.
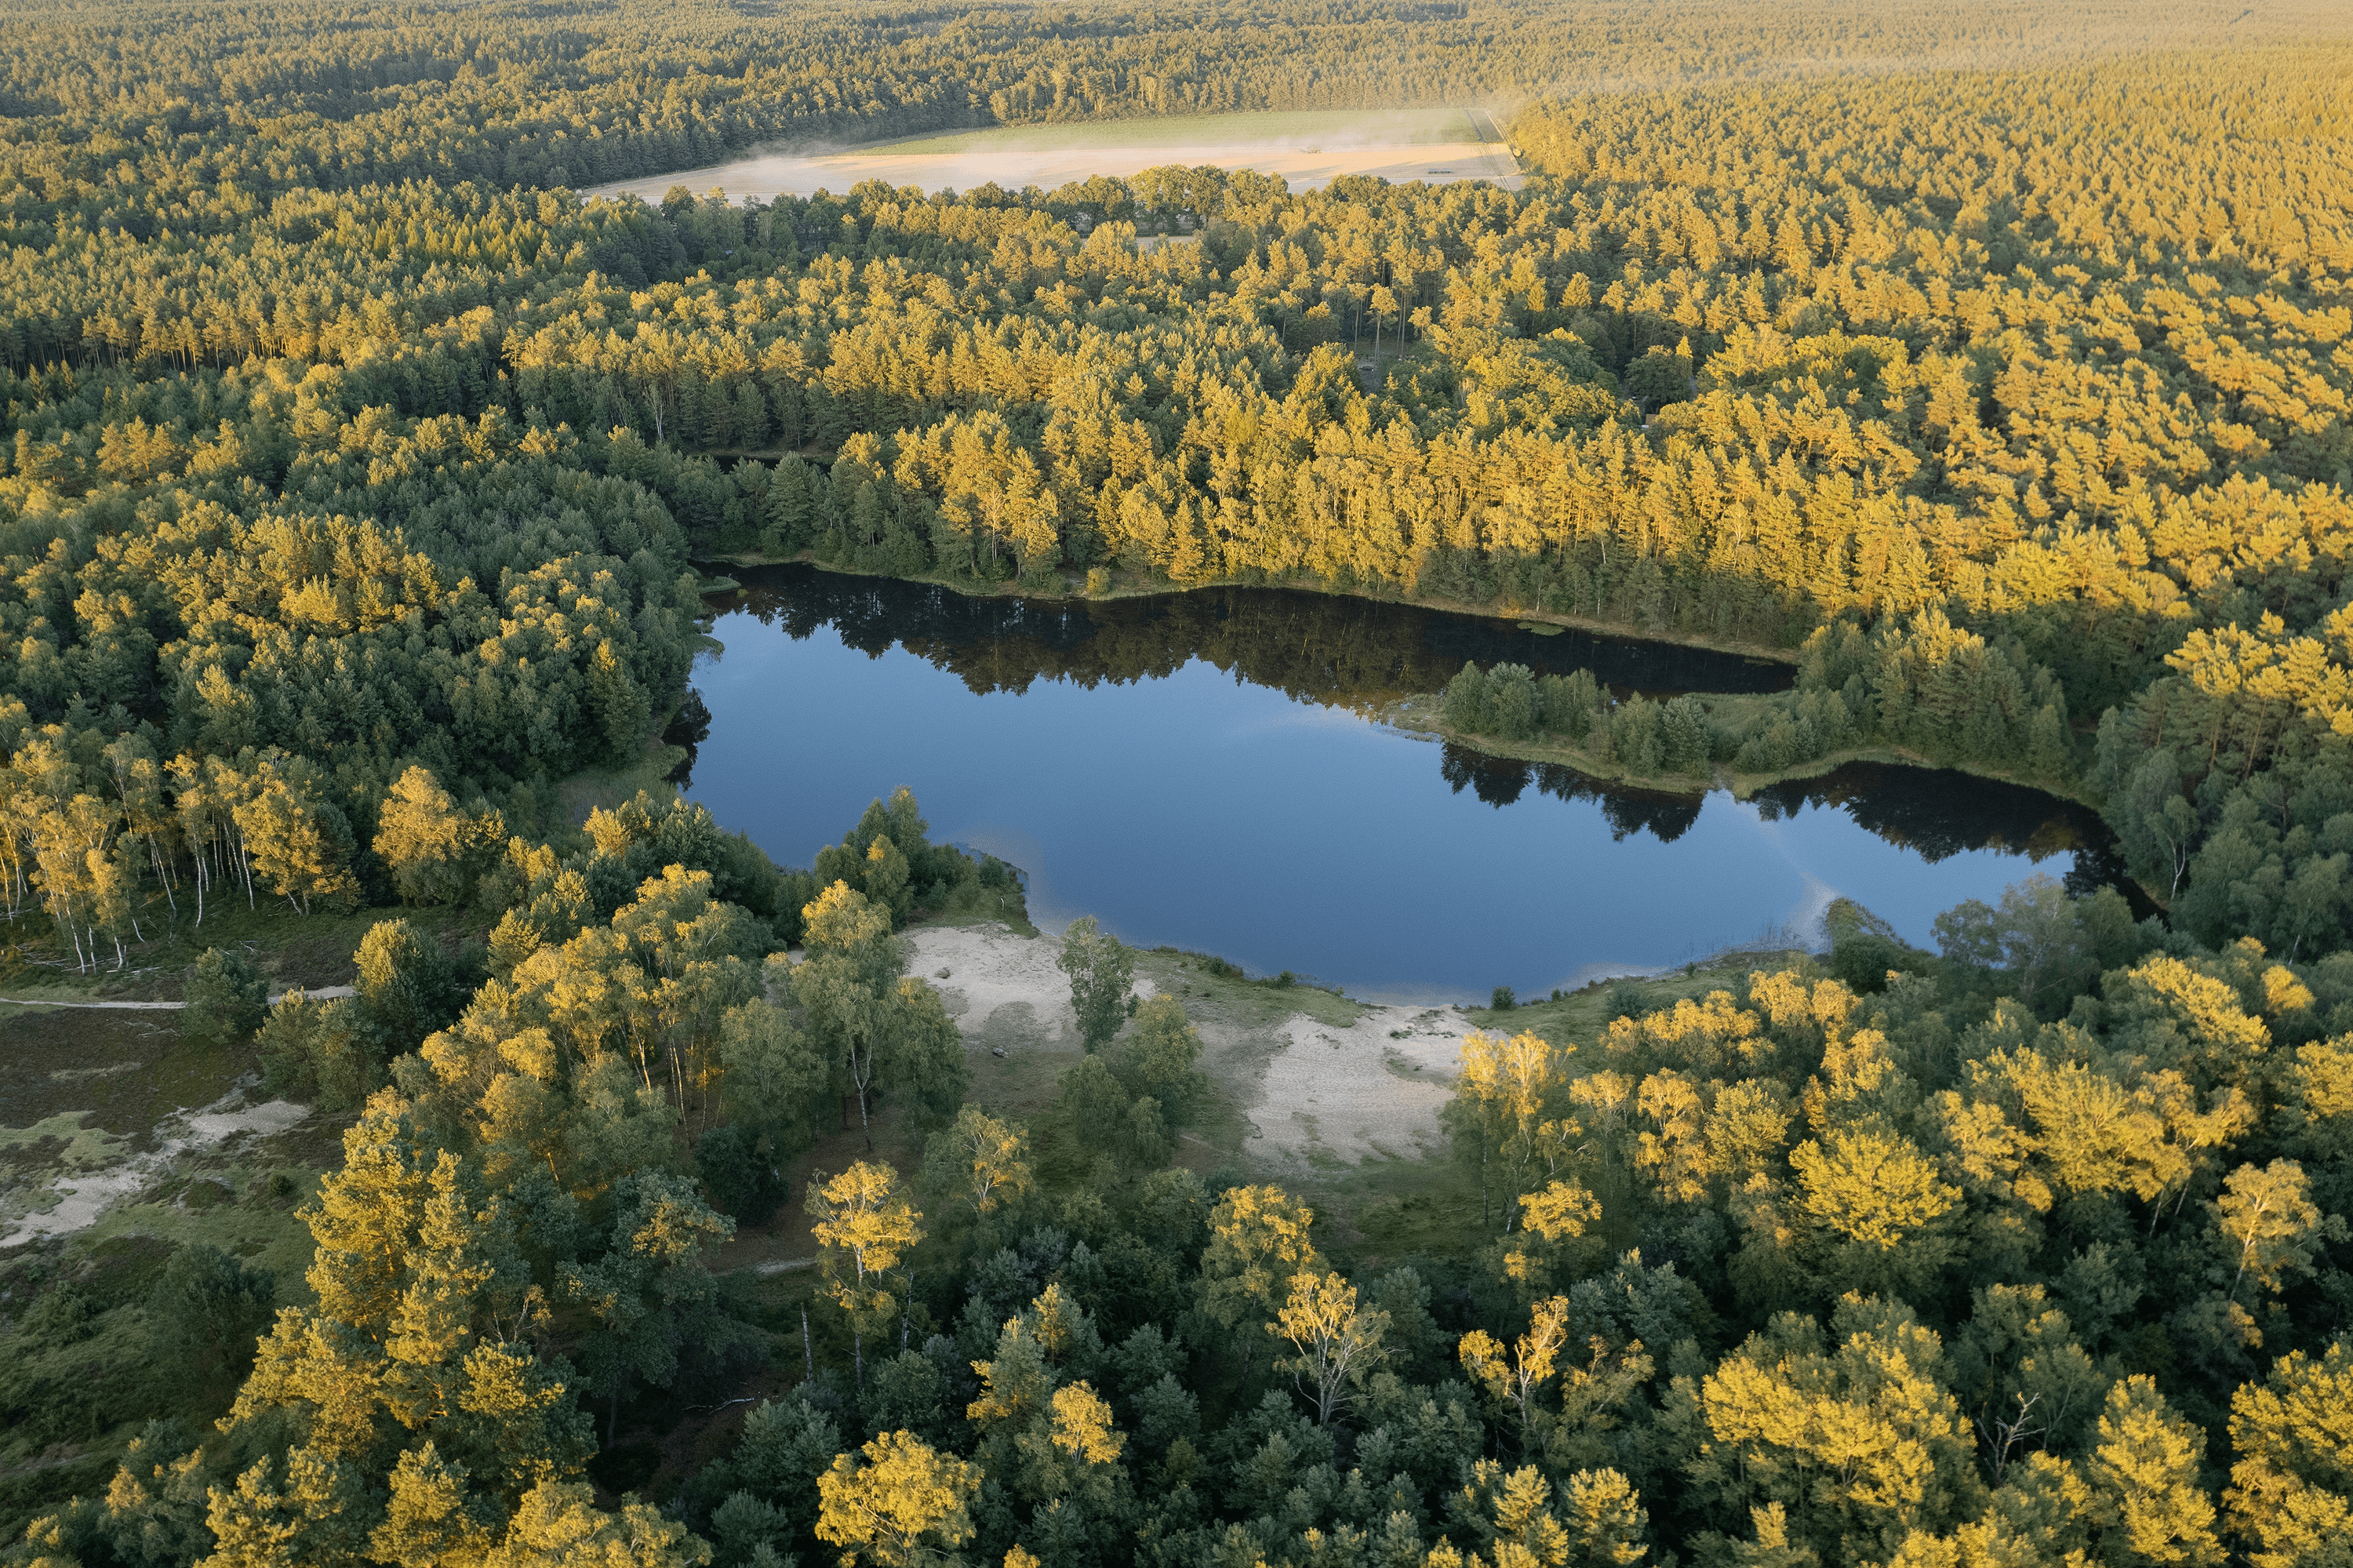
[686,566,2128,1002]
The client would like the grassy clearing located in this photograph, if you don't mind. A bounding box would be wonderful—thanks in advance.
[0,997,338,1532]
[74,1159,325,1297]
[0,996,336,1257]
[1134,947,1362,1031]
[2,1006,249,1144]
[555,740,692,833]
[1306,1153,1484,1270]
[870,107,1482,157]
[911,884,1038,937]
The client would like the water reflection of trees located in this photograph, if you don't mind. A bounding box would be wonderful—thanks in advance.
[1434,748,2138,902]
[1439,744,1703,841]
[716,563,1787,712]
[708,565,2131,888]
[1751,763,2093,863]
[1751,762,2142,907]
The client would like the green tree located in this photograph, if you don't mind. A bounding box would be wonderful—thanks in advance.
[254,988,372,1108]
[1560,1468,1651,1568]
[486,1479,712,1567]
[181,946,269,1050]
[589,640,654,764]
[1057,915,1136,1052]
[1115,993,1205,1120]
[375,765,498,906]
[1052,1053,1173,1173]
[714,997,828,1181]
[562,1171,743,1442]
[1689,1296,1982,1562]
[2212,1159,2342,1303]
[147,1242,278,1407]
[791,880,904,1148]
[216,1099,592,1556]
[1789,1125,1962,1295]
[922,1105,1035,1217]
[806,1160,925,1388]
[353,916,463,1059]
[1625,346,1691,409]
[1268,1269,1389,1425]
[2225,1338,2353,1568]
[1197,1184,1322,1371]
[235,766,360,916]
[790,882,962,1148]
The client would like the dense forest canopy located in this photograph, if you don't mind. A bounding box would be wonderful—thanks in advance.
[3,1,2353,1566]
[0,0,2310,203]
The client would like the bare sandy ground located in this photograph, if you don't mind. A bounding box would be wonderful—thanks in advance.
[904,924,1159,1050]
[1,1084,307,1247]
[902,922,1471,1172]
[1244,1005,1472,1169]
[593,140,1521,206]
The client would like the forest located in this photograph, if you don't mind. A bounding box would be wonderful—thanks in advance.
[2,0,2352,1564]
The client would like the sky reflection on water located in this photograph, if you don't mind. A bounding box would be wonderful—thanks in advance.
[687,569,2120,1002]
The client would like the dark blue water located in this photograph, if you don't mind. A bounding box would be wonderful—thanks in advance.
[686,566,2123,1002]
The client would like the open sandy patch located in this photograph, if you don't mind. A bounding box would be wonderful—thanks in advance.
[1242,1005,1473,1170]
[895,920,1475,1172]
[2,1084,307,1248]
[903,924,1157,1052]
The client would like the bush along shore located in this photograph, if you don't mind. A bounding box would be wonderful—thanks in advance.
[1386,613,2086,802]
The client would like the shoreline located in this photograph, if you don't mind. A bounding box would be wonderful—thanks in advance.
[697,549,2100,816]
[696,548,1806,668]
[1379,694,2108,813]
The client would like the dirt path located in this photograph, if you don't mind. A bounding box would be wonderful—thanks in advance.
[0,985,355,1010]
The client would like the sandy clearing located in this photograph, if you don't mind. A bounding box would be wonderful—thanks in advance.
[1242,1005,1473,1170]
[903,924,1158,1051]
[899,920,1476,1172]
[1,1084,308,1248]
[592,139,1521,206]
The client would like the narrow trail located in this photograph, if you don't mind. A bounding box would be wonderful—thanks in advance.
[0,985,355,1010]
